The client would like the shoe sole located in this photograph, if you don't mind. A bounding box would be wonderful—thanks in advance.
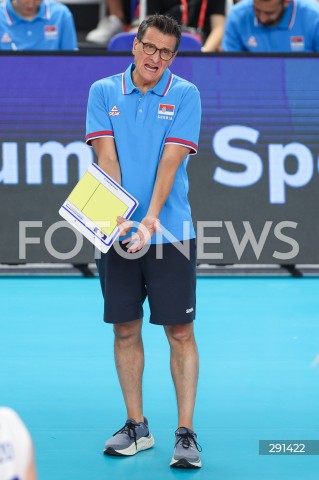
[104,434,155,456]
[170,457,202,469]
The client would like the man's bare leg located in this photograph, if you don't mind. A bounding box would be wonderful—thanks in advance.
[164,322,199,429]
[114,318,144,422]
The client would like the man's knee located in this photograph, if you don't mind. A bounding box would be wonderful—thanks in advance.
[113,319,142,340]
[165,323,195,344]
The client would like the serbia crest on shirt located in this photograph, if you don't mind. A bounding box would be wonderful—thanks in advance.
[44,25,58,40]
[158,103,175,120]
[290,36,305,51]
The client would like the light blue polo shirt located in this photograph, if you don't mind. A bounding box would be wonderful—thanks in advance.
[0,0,77,50]
[222,0,319,52]
[86,63,201,244]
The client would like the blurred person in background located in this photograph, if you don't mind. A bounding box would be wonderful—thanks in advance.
[222,0,319,51]
[0,0,77,50]
[200,0,226,51]
[0,407,37,480]
[86,0,132,45]
[146,0,226,51]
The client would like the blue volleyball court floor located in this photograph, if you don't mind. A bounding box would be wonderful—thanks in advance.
[2,276,319,480]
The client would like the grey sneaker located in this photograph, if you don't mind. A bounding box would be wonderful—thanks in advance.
[170,427,202,468]
[104,417,155,456]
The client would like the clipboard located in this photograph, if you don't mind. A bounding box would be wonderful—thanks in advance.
[59,163,139,253]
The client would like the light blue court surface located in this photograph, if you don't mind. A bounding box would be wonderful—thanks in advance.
[1,277,319,480]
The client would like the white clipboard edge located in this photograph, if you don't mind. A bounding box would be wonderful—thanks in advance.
[59,163,139,253]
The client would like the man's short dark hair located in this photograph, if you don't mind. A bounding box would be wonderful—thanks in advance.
[136,14,182,52]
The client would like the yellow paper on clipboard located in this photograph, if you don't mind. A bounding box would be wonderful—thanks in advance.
[59,163,139,253]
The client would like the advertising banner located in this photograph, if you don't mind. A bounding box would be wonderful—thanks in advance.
[0,53,318,263]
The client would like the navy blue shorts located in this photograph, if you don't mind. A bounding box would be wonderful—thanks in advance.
[96,240,196,326]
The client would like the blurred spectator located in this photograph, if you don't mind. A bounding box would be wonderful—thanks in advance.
[86,0,132,45]
[0,0,77,50]
[222,0,319,51]
[0,407,37,480]
[146,1,226,52]
[200,0,226,51]
[146,0,187,21]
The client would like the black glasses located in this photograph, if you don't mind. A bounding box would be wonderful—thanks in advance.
[139,40,175,61]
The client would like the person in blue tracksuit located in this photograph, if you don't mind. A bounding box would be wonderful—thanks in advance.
[223,0,319,52]
[0,0,77,50]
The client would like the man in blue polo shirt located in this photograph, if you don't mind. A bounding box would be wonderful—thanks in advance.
[222,0,319,52]
[0,0,77,50]
[86,14,202,470]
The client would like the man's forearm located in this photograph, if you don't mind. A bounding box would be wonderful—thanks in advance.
[91,137,122,184]
[147,144,190,218]
[147,160,177,217]
[98,157,122,184]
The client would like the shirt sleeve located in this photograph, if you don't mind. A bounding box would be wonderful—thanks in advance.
[0,408,32,479]
[206,0,226,16]
[312,9,319,51]
[222,9,245,51]
[86,81,114,146]
[60,8,78,50]
[165,84,201,155]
